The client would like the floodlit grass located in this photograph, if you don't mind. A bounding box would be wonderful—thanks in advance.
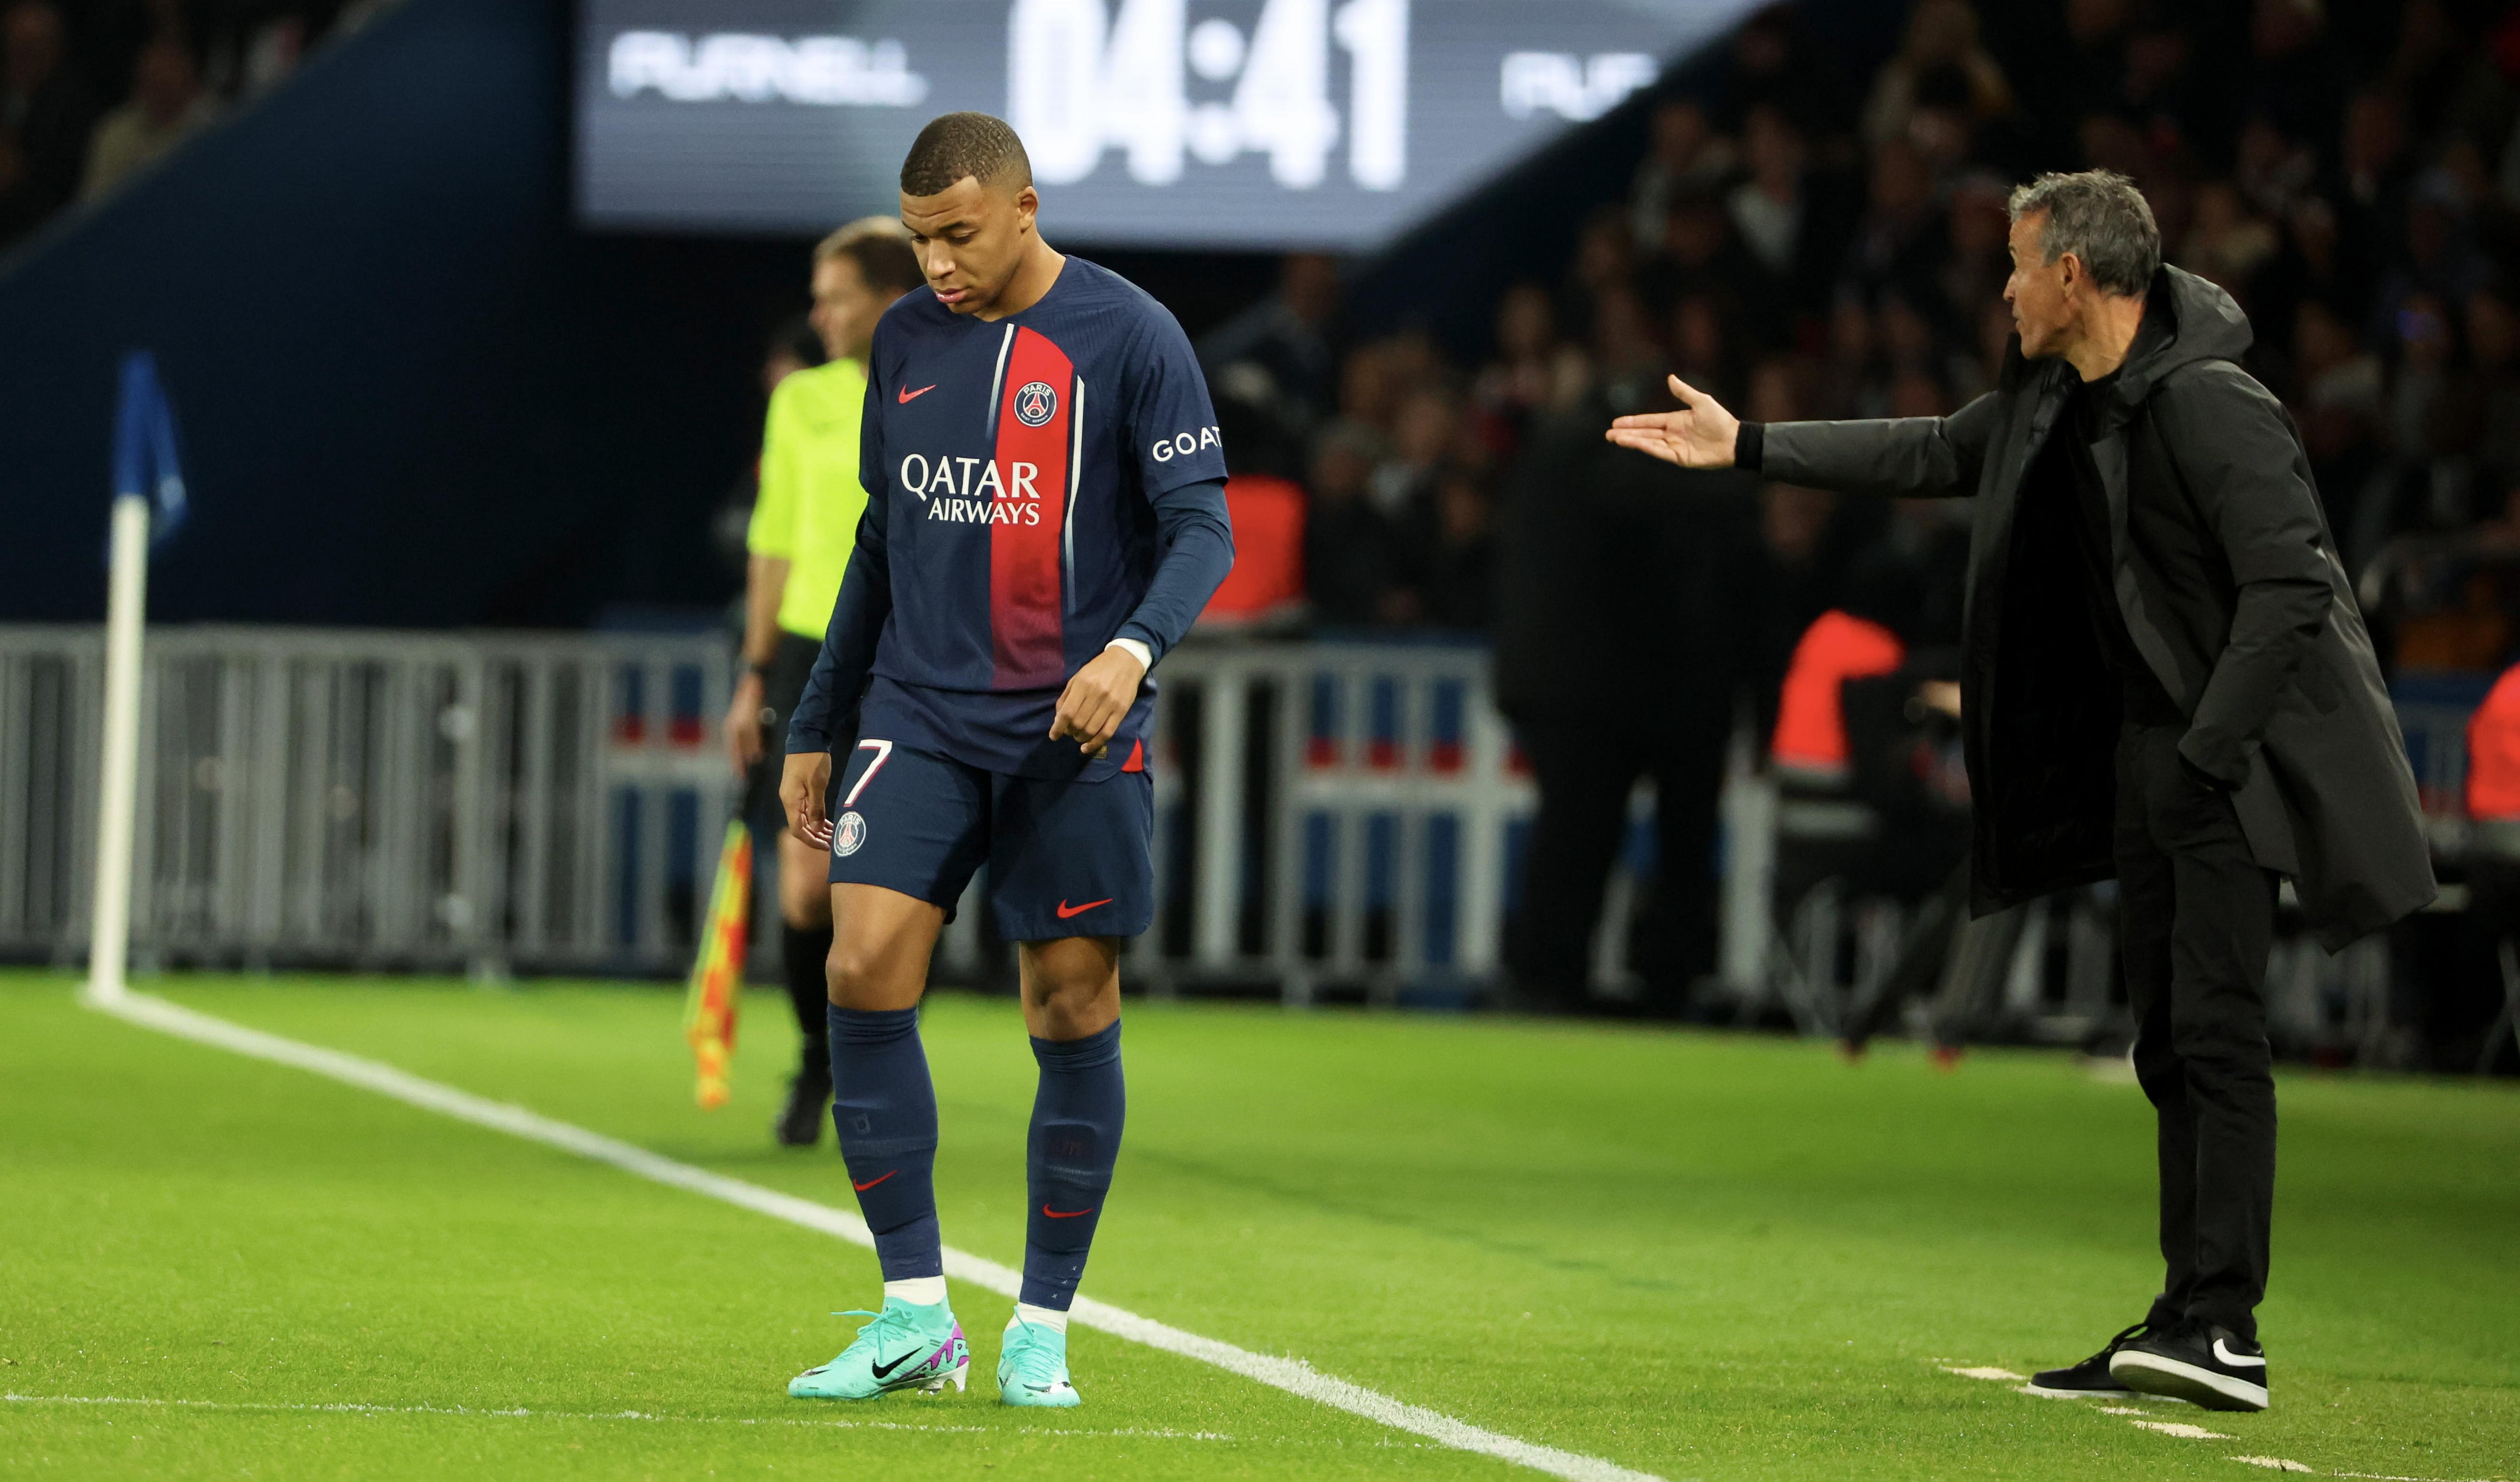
[1,970,2512,1480]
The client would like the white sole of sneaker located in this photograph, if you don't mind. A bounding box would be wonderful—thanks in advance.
[917,1362,970,1395]
[2110,1351,2267,1412]
[2022,1383,2128,1399]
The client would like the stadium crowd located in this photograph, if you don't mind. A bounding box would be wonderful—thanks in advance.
[1199,0,2520,683]
[1178,0,2520,1029]
[0,0,375,248]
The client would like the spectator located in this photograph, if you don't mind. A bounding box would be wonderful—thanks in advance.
[1471,282,1585,460]
[1640,184,1779,335]
[1557,206,1635,348]
[1817,292,1887,420]
[0,0,92,245]
[1413,469,1495,631]
[1843,136,1948,320]
[2179,180,2279,303]
[1936,172,2012,332]
[1201,398,1308,629]
[1371,385,1455,521]
[1494,376,1763,1015]
[1720,3,1845,135]
[1592,285,1666,410]
[1628,97,1734,253]
[2245,0,2345,146]
[2234,114,2316,219]
[1667,293,1732,408]
[2466,288,2520,485]
[1303,423,1408,628]
[1201,251,1345,434]
[80,36,213,201]
[1860,0,2011,154]
[1727,104,1835,327]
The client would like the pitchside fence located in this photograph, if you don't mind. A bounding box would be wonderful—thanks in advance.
[0,624,2418,1047]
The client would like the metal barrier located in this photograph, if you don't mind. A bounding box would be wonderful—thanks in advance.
[0,623,2419,1049]
[0,624,735,976]
[0,626,1544,993]
[1129,640,1532,1002]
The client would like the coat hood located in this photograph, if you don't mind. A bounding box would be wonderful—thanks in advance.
[2115,264,2253,403]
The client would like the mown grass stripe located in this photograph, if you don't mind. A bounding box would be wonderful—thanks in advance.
[90,990,1661,1482]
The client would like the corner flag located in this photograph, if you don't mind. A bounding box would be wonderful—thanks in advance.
[682,817,753,1108]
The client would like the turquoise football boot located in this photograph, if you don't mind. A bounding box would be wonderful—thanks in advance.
[996,1315,1081,1407]
[788,1299,969,1400]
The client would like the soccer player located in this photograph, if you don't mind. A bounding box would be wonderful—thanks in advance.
[776,113,1233,1407]
[725,221,925,1147]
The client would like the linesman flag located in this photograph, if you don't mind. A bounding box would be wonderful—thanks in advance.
[682,818,753,1109]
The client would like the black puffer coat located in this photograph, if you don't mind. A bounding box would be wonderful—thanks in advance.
[1762,267,2433,949]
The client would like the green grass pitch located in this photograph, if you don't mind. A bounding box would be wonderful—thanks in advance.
[1,970,2513,1480]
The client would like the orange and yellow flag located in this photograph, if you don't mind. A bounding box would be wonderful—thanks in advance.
[682,818,752,1109]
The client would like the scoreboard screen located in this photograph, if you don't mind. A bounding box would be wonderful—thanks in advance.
[575,0,1761,250]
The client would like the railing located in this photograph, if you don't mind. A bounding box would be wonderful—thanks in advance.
[0,625,735,976]
[0,624,2431,1056]
[0,626,1566,996]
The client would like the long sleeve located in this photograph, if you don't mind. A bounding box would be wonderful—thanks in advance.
[2152,363,2334,785]
[1115,477,1234,667]
[1756,392,2002,498]
[785,371,893,755]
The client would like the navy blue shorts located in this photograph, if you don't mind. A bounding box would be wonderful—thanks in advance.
[825,738,1154,942]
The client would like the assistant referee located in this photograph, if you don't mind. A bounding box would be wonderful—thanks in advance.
[724,220,925,1148]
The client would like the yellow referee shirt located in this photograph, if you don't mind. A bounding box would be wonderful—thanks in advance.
[745,358,869,641]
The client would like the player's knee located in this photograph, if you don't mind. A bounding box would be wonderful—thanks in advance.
[1023,954,1119,1036]
[825,941,890,1007]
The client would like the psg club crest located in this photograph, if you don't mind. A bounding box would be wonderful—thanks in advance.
[1014,380,1058,427]
[833,811,867,857]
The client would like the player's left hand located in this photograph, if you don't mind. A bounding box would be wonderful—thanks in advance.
[1050,645,1147,756]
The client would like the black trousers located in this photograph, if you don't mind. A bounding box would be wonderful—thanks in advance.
[1506,713,1729,1012]
[2115,719,2279,1340]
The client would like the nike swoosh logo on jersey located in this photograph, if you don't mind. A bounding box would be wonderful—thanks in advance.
[897,384,935,403]
[1055,898,1113,919]
[852,1171,896,1192]
[2212,1340,2266,1368]
[1042,1204,1096,1218]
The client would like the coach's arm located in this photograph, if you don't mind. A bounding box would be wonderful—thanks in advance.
[2148,362,2333,787]
[1605,375,1999,499]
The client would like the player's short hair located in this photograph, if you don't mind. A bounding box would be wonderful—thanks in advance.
[814,223,924,296]
[2006,169,2159,297]
[900,112,1033,198]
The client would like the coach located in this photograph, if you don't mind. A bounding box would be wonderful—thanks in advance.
[1606,170,2432,1412]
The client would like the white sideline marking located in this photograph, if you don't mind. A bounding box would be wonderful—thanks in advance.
[90,992,1661,1482]
[1943,1364,2506,1482]
[2134,1419,2232,1440]
[3,1392,1224,1441]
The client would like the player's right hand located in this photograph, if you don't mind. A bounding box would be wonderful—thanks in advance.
[1603,375,1742,470]
[781,750,834,850]
[724,672,767,780]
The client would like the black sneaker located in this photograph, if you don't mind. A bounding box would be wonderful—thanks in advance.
[2028,1320,2158,1395]
[774,1063,832,1147]
[2110,1323,2269,1412]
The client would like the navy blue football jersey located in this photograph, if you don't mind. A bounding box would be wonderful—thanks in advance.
[791,256,1229,780]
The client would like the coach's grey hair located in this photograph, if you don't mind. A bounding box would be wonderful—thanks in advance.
[2006,170,2160,297]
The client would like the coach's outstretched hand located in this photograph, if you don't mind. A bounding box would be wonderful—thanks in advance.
[781,750,835,850]
[1051,645,1148,757]
[1604,375,1742,469]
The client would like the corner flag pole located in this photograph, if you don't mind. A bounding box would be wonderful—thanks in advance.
[85,352,185,1007]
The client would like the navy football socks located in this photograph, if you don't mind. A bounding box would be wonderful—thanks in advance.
[827,1005,942,1282]
[1019,1021,1126,1311]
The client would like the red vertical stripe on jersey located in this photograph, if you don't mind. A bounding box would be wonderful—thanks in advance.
[990,327,1073,689]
